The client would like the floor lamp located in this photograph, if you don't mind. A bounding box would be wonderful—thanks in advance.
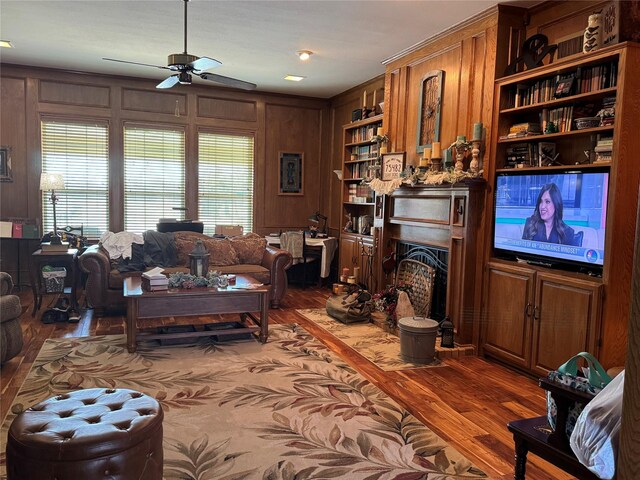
[40,173,65,245]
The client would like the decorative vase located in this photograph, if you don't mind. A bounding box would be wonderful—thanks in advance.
[583,14,602,53]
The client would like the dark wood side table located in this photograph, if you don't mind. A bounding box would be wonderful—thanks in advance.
[29,248,79,316]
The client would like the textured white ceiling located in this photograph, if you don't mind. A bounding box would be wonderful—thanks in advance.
[1,0,513,98]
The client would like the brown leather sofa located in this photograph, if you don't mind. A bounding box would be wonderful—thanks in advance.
[79,232,292,314]
[1,272,23,364]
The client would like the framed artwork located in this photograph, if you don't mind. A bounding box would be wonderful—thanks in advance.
[416,70,444,155]
[381,152,405,181]
[0,146,12,182]
[278,151,304,195]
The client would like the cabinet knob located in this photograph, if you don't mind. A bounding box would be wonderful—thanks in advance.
[525,303,532,318]
[533,305,540,321]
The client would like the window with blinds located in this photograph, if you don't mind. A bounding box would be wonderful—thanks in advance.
[41,120,109,239]
[124,126,185,234]
[198,132,255,235]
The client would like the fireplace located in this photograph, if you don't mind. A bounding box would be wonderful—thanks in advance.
[382,181,486,345]
[396,242,448,322]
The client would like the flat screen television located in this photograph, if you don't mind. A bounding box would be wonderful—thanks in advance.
[494,168,609,274]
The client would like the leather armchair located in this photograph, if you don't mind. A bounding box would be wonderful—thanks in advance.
[1,272,23,364]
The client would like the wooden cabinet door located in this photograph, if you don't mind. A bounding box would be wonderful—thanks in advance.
[338,234,359,274]
[482,262,535,369]
[530,272,602,377]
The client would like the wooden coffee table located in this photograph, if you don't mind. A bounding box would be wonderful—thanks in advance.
[123,275,270,353]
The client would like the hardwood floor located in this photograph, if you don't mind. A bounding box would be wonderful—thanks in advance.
[1,286,575,479]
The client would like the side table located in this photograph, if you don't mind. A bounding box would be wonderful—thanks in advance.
[29,248,79,316]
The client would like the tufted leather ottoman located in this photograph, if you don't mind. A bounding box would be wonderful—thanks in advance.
[6,388,163,480]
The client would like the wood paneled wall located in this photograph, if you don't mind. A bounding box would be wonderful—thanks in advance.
[0,65,330,280]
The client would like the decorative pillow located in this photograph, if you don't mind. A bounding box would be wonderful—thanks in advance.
[203,238,239,267]
[175,236,239,267]
[230,233,267,264]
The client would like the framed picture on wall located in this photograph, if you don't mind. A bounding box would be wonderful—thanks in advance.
[381,152,405,181]
[0,146,12,182]
[278,152,304,195]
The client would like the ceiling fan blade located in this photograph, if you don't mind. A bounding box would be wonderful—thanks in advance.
[156,75,180,89]
[198,72,257,90]
[103,57,170,70]
[190,56,221,72]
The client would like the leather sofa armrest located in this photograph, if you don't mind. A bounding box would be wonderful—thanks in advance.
[262,245,293,309]
[79,245,112,308]
[0,272,14,296]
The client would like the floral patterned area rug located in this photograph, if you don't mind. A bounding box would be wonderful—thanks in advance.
[0,325,486,480]
[297,308,444,371]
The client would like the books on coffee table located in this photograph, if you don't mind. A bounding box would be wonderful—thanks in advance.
[142,267,168,291]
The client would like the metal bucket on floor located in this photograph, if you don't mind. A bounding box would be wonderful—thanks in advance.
[398,316,439,364]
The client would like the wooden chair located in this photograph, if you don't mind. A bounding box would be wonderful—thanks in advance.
[395,259,435,317]
[507,377,599,480]
[279,231,320,289]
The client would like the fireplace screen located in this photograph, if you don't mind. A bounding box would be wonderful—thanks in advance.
[396,242,448,321]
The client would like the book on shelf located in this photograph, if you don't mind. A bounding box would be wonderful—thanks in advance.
[507,60,618,109]
[11,222,22,238]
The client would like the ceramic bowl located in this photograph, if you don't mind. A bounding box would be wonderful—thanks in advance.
[574,117,601,130]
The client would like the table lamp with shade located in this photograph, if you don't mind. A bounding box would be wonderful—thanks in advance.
[308,211,328,236]
[40,173,65,245]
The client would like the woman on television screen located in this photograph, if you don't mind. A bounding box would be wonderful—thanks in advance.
[522,183,579,246]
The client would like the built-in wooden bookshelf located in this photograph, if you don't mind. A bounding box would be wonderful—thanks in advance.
[339,114,382,288]
[482,42,640,372]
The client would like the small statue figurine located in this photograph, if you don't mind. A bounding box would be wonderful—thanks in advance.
[344,213,354,233]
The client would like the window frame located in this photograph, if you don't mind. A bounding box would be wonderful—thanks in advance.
[197,127,257,235]
[122,122,187,234]
[39,115,111,240]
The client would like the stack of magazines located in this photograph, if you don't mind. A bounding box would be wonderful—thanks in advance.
[142,267,169,291]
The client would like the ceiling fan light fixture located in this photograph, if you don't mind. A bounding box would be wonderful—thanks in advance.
[178,71,192,84]
[284,75,305,82]
[297,50,312,61]
[0,40,13,48]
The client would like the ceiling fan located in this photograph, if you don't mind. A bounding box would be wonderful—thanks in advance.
[103,0,256,90]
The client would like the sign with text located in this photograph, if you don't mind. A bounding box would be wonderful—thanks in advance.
[381,152,405,181]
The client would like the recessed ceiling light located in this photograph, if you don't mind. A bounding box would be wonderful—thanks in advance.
[0,40,13,48]
[284,75,305,82]
[297,50,313,61]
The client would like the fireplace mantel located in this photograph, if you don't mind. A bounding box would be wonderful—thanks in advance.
[382,180,486,345]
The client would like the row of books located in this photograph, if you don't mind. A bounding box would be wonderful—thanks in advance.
[347,184,373,203]
[504,122,541,139]
[347,161,372,179]
[541,106,574,134]
[507,61,618,108]
[348,125,379,143]
[0,220,39,239]
[505,142,556,168]
[349,143,378,161]
[594,136,613,164]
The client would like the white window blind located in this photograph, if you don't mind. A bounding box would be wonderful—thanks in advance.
[124,126,185,234]
[41,120,109,239]
[198,132,254,235]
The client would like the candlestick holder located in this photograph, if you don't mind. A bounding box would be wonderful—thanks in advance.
[362,107,372,119]
[470,140,483,175]
[430,157,443,172]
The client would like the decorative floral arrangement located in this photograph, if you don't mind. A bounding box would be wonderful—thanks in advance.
[372,283,413,329]
[168,271,225,289]
[370,133,389,145]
